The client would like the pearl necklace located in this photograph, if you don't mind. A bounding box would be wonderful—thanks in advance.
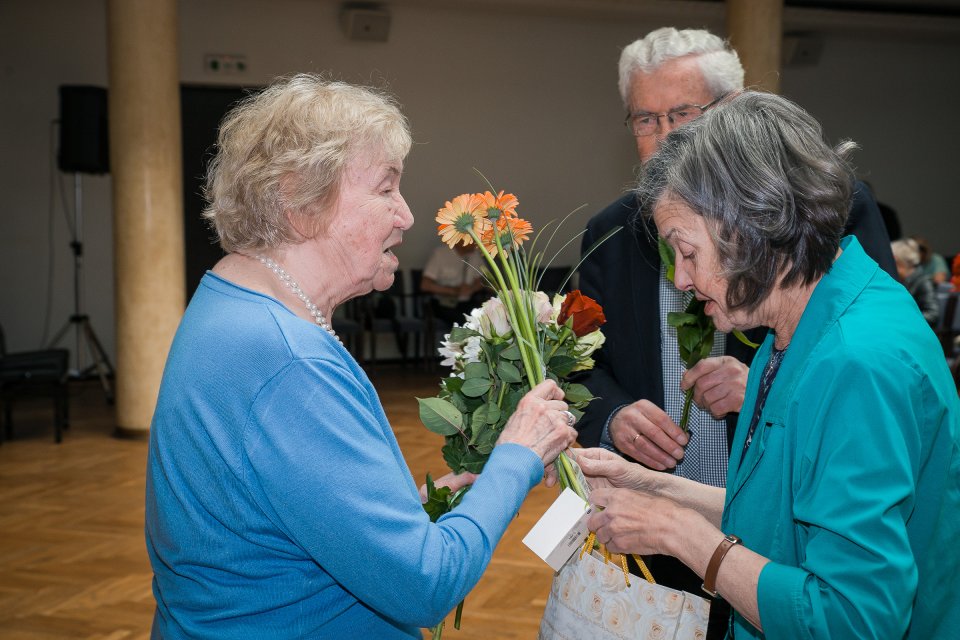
[255,255,342,345]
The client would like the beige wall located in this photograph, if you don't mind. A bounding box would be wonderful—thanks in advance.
[1,0,959,360]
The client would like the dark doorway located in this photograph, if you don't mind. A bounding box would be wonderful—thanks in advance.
[180,85,255,295]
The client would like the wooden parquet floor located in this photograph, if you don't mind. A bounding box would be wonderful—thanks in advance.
[0,368,558,639]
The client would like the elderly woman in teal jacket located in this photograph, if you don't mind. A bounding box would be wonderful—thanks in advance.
[562,92,959,639]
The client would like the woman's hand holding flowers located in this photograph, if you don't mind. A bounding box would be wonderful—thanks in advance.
[497,380,577,465]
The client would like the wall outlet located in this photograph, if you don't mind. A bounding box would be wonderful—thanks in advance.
[204,54,248,74]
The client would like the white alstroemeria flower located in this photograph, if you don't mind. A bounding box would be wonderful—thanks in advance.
[462,335,483,365]
[464,307,484,334]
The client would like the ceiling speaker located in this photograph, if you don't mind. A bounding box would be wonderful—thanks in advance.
[341,6,391,42]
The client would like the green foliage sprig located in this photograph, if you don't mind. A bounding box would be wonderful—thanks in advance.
[658,238,758,432]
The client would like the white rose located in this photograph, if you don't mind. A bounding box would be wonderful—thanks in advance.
[599,560,627,592]
[575,329,606,358]
[532,291,553,323]
[559,568,586,605]
[602,593,636,634]
[551,293,565,322]
[583,588,605,620]
[480,297,511,337]
[662,590,683,616]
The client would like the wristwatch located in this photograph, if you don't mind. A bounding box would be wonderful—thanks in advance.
[702,533,741,598]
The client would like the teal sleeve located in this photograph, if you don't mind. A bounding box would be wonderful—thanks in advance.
[244,358,543,628]
[757,349,921,639]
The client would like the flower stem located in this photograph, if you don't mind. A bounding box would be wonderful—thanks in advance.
[678,387,693,433]
[431,621,444,640]
[454,600,464,629]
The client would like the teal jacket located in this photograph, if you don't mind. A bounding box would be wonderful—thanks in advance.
[722,237,960,639]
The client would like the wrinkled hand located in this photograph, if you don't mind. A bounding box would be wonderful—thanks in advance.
[682,356,748,418]
[587,487,678,556]
[498,380,577,465]
[573,447,653,491]
[608,400,687,470]
[419,471,479,503]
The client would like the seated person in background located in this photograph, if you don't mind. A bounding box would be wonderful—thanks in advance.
[952,253,960,292]
[420,242,489,324]
[144,74,578,639]
[892,239,940,325]
[912,235,950,284]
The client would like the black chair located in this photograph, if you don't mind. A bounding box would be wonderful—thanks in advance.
[331,298,363,363]
[361,271,424,368]
[410,268,452,370]
[0,323,70,443]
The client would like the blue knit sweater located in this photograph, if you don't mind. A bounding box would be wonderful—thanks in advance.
[146,272,543,638]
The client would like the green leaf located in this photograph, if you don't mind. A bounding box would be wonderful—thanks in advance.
[500,343,522,361]
[463,361,490,380]
[562,383,594,404]
[733,329,760,348]
[448,391,469,413]
[481,400,501,425]
[442,376,464,394]
[547,354,578,377]
[472,427,498,454]
[417,397,464,436]
[658,237,676,283]
[667,311,699,328]
[442,439,468,473]
[423,484,452,523]
[449,327,480,342]
[496,360,522,383]
[461,377,493,397]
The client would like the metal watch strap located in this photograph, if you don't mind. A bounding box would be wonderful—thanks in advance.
[702,533,741,597]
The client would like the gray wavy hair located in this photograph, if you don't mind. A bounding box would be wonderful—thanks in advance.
[203,74,412,253]
[638,91,857,312]
[618,27,744,108]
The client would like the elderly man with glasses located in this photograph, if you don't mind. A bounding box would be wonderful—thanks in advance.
[574,27,896,639]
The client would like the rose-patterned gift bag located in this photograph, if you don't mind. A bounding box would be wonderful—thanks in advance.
[539,551,710,640]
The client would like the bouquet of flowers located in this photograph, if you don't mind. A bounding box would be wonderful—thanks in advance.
[418,186,616,638]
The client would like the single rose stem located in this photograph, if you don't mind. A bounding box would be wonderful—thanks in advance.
[679,387,693,433]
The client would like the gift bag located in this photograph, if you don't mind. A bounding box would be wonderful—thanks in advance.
[538,550,710,640]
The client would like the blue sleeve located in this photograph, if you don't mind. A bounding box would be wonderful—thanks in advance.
[758,349,922,639]
[243,358,543,627]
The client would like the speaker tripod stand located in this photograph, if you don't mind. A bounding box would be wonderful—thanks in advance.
[48,173,114,403]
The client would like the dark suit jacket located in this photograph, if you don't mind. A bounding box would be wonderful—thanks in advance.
[575,180,895,597]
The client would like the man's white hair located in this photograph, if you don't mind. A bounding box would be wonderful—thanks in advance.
[618,27,745,107]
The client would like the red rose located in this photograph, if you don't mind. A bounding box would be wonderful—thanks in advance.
[558,290,606,337]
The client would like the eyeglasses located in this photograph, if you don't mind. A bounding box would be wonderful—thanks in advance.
[624,94,727,137]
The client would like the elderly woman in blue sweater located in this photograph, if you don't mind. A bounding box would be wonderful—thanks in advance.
[566,92,960,638]
[145,74,578,638]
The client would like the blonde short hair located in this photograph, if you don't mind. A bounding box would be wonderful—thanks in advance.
[203,74,412,253]
[891,239,921,269]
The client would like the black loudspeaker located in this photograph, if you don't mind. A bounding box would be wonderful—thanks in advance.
[58,85,110,174]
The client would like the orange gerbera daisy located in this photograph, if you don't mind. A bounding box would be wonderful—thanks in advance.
[436,193,488,248]
[479,190,519,221]
[482,216,533,258]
